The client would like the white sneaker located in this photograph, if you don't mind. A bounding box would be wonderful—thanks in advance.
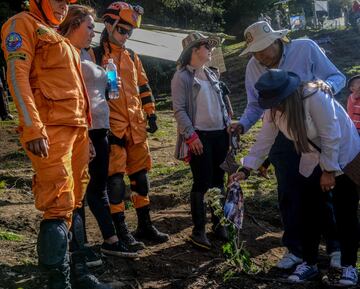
[339,266,358,286]
[329,251,341,269]
[276,252,303,269]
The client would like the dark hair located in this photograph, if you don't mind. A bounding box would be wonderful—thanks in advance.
[98,28,111,55]
[178,42,204,68]
[347,75,360,89]
[59,5,96,37]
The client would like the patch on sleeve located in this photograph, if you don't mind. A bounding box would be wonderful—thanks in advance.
[5,32,23,52]
[7,52,27,61]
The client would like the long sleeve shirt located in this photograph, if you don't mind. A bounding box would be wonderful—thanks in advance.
[243,87,360,177]
[239,39,346,133]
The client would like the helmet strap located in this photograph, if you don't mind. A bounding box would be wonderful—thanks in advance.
[108,20,125,48]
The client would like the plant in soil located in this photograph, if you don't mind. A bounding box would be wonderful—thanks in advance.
[205,187,260,282]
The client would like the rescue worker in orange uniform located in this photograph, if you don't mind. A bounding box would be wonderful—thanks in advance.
[1,1,109,288]
[92,2,169,251]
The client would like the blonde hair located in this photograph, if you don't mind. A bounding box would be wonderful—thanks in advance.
[59,5,95,37]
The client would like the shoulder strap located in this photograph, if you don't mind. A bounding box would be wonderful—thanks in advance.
[308,138,321,152]
[126,48,135,62]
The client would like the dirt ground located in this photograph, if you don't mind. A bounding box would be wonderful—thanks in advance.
[0,110,353,289]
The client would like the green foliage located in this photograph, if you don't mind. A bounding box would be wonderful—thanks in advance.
[0,231,23,241]
[78,0,225,32]
[139,56,175,97]
[205,188,260,280]
[0,180,6,190]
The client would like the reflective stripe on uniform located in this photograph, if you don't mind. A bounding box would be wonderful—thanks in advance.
[141,95,155,106]
[9,19,32,126]
[139,83,151,94]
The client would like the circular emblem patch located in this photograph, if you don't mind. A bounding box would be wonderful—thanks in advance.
[263,25,270,33]
[5,32,23,52]
[245,32,253,44]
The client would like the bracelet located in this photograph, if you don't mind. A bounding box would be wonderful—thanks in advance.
[238,167,251,180]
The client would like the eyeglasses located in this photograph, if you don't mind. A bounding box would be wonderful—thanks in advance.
[116,26,133,37]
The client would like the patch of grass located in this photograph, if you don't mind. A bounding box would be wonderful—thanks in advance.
[0,119,17,127]
[0,180,6,194]
[0,231,23,241]
[345,65,360,75]
[149,111,176,140]
[20,258,36,266]
[223,41,246,56]
[0,180,6,189]
[150,162,186,177]
[156,97,172,111]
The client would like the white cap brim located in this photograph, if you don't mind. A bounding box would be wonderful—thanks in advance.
[239,30,288,56]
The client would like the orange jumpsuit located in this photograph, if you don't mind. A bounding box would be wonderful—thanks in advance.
[100,42,155,213]
[1,9,91,226]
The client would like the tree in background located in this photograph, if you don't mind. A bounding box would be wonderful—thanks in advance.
[223,0,278,36]
[78,0,225,31]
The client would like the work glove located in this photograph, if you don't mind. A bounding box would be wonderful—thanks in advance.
[147,114,158,133]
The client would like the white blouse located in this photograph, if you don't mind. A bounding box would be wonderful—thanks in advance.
[243,87,360,177]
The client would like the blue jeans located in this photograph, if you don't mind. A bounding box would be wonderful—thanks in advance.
[268,132,339,257]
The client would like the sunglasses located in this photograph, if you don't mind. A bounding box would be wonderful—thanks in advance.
[116,26,133,37]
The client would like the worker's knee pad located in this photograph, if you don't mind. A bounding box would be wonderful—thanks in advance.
[107,173,126,204]
[129,169,149,196]
[69,210,85,252]
[37,219,69,268]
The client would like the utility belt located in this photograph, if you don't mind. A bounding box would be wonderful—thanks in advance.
[108,131,126,147]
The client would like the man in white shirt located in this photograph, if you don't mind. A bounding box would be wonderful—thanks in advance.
[231,21,345,269]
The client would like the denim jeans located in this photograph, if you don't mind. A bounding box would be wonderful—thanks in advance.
[269,132,339,257]
[301,167,359,266]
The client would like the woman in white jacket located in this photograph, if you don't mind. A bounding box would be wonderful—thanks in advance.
[232,69,360,286]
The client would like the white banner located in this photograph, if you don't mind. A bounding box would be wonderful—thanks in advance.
[315,1,328,12]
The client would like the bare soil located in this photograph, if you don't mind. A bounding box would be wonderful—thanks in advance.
[0,112,350,289]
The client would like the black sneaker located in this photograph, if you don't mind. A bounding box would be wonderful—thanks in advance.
[71,251,110,289]
[101,241,138,258]
[83,245,103,268]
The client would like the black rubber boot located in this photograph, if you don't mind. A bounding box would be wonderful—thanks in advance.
[71,251,111,289]
[133,205,169,243]
[112,212,145,251]
[37,219,72,289]
[189,191,211,250]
